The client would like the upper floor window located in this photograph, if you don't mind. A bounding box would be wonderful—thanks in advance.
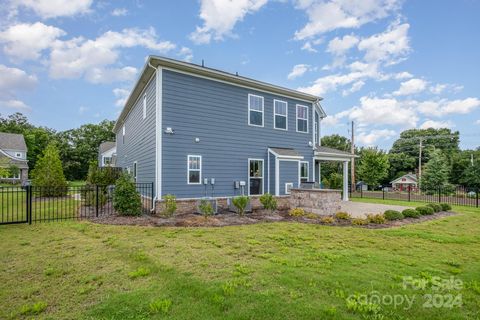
[296,105,308,133]
[188,155,202,184]
[248,94,264,127]
[143,94,147,119]
[300,161,309,183]
[274,100,288,130]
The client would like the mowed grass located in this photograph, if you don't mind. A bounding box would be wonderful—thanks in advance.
[0,199,479,319]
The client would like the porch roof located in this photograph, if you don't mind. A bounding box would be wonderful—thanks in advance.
[314,145,358,162]
[268,147,304,160]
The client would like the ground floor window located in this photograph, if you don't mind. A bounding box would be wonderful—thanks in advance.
[300,161,309,183]
[188,155,202,184]
[103,156,112,166]
[249,159,263,195]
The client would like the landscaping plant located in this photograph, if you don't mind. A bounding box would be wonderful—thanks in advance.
[162,194,177,217]
[440,203,452,211]
[416,206,434,215]
[113,173,142,216]
[402,208,420,218]
[259,193,277,212]
[232,196,249,216]
[198,199,214,218]
[383,210,404,221]
[366,214,386,224]
[351,218,369,225]
[320,216,334,224]
[289,208,305,217]
[31,143,68,197]
[426,203,442,212]
[335,211,351,220]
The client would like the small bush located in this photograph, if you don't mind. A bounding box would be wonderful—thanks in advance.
[440,203,452,211]
[416,206,434,215]
[335,211,351,220]
[352,218,369,226]
[162,194,177,217]
[259,193,277,211]
[426,203,442,212]
[402,208,420,218]
[366,214,386,224]
[289,208,305,217]
[384,210,404,221]
[232,196,249,216]
[113,173,142,216]
[20,301,48,315]
[305,213,319,219]
[198,199,214,218]
[320,216,334,224]
[149,298,172,314]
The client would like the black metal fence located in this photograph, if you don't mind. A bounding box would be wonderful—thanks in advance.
[350,185,479,208]
[0,183,153,225]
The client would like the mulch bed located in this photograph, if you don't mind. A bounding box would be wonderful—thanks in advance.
[88,209,457,229]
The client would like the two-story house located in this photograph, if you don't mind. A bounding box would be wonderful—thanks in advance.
[0,132,29,183]
[114,56,353,203]
[98,141,116,167]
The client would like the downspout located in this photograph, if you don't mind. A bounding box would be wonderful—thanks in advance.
[147,60,158,212]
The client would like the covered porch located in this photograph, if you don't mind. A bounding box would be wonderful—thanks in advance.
[312,146,358,201]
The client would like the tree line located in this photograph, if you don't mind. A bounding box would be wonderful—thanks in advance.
[0,113,115,181]
[320,128,480,190]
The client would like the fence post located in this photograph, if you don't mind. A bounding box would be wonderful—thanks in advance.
[438,188,441,203]
[382,187,385,200]
[408,185,411,202]
[151,182,155,211]
[361,186,363,198]
[477,188,479,208]
[95,185,99,217]
[26,185,32,224]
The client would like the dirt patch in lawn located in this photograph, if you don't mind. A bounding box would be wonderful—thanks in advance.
[89,209,457,228]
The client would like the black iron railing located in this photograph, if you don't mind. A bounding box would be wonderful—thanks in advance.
[0,183,153,225]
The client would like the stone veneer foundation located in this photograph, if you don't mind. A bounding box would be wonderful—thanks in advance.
[289,188,341,215]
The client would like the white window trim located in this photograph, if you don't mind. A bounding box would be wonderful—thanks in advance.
[285,182,294,195]
[15,152,22,158]
[296,104,309,133]
[273,99,288,131]
[248,94,264,127]
[300,161,309,182]
[187,155,202,185]
[248,158,264,196]
[102,156,112,166]
[142,94,147,119]
[133,161,137,182]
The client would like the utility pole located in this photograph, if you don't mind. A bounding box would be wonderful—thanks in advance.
[351,121,355,192]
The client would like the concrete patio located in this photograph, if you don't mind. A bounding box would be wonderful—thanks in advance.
[340,201,413,218]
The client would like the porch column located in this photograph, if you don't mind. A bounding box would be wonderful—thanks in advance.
[343,161,349,201]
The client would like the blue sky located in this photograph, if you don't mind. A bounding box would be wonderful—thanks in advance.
[0,0,479,149]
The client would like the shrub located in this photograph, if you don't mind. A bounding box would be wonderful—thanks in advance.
[198,199,214,218]
[259,193,277,211]
[384,210,404,221]
[402,209,420,218]
[113,173,142,216]
[416,206,434,215]
[440,203,452,211]
[232,196,249,216]
[335,211,351,220]
[320,216,334,224]
[305,213,319,219]
[366,214,386,224]
[352,218,369,226]
[31,143,68,197]
[83,187,107,207]
[162,194,177,217]
[289,208,305,217]
[426,203,442,212]
[86,160,121,186]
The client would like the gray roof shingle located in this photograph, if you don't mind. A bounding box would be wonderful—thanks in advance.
[269,147,302,158]
[99,141,116,153]
[0,132,27,151]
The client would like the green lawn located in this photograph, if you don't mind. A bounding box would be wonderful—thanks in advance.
[0,199,479,319]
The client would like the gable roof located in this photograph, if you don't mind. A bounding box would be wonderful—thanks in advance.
[391,173,418,184]
[269,147,303,159]
[315,145,354,157]
[99,141,116,153]
[0,132,27,151]
[113,55,325,132]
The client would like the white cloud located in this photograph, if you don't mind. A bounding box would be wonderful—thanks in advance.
[0,22,65,61]
[394,71,413,79]
[294,0,401,40]
[49,27,175,83]
[342,80,364,96]
[357,129,396,145]
[111,8,128,16]
[358,22,410,65]
[288,64,310,80]
[393,78,427,96]
[10,0,93,19]
[301,41,317,53]
[189,0,268,44]
[327,34,359,55]
[417,98,480,117]
[179,47,193,62]
[429,83,463,94]
[113,88,130,107]
[476,120,480,125]
[419,119,453,130]
[78,105,88,114]
[0,99,31,111]
[0,64,37,93]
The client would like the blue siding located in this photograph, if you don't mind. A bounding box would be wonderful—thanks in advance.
[279,160,299,195]
[115,74,156,187]
[162,70,314,198]
[268,153,275,194]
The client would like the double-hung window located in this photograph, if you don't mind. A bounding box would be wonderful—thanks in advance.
[249,159,263,195]
[188,155,202,184]
[296,105,308,133]
[248,94,264,127]
[274,100,288,130]
[103,156,112,166]
[300,161,309,183]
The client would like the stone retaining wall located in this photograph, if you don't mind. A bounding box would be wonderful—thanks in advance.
[289,188,341,215]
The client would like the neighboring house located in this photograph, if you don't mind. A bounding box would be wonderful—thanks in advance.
[391,173,418,192]
[114,56,355,201]
[98,141,116,167]
[0,132,29,183]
